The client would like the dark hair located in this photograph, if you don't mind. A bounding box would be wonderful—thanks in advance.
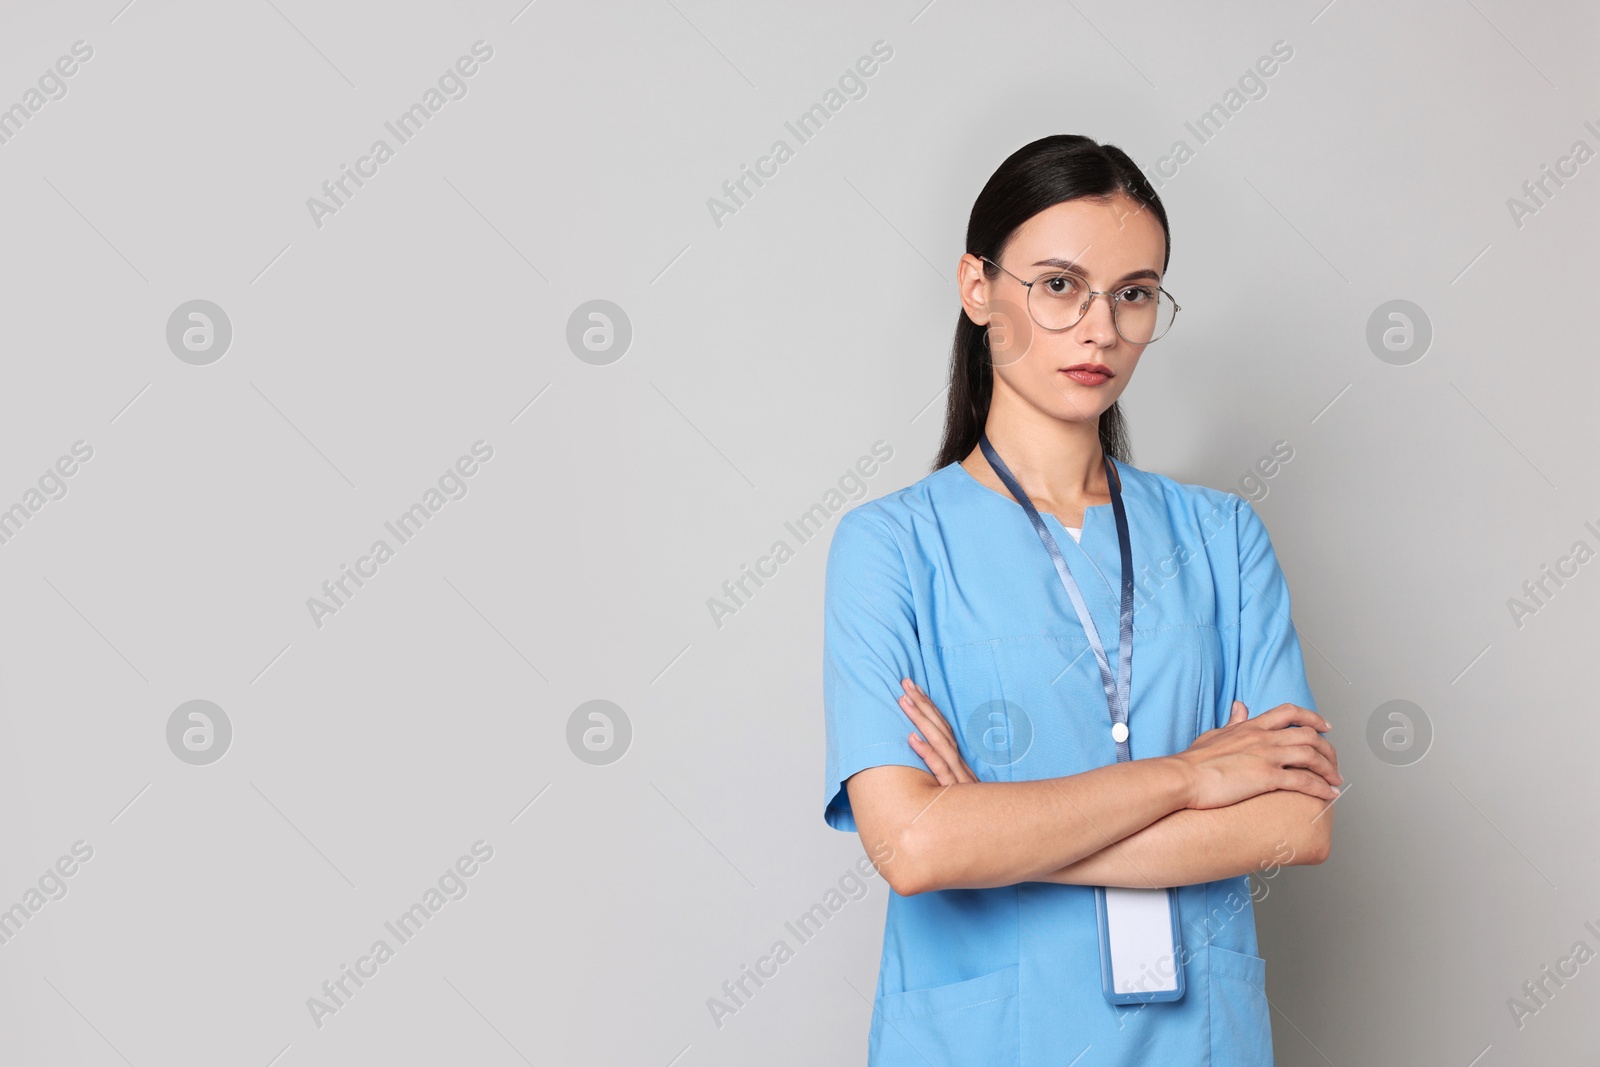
[932,135,1171,472]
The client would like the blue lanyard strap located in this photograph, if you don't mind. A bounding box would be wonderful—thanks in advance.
[978,433,1136,762]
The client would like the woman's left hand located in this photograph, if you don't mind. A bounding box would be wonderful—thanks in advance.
[899,678,978,786]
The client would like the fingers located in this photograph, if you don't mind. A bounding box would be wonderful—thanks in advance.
[1223,705,1342,785]
[1268,729,1341,780]
[1279,767,1341,802]
[1255,703,1332,733]
[1312,733,1340,780]
[907,731,959,787]
[898,679,975,785]
[1228,700,1248,725]
[1275,743,1344,786]
[900,680,956,747]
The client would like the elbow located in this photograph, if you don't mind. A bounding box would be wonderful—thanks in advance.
[1265,792,1333,868]
[887,868,927,897]
[871,820,947,897]
[1308,820,1334,865]
[880,826,935,897]
[854,822,924,897]
[1295,831,1331,867]
[1293,807,1334,867]
[845,769,967,896]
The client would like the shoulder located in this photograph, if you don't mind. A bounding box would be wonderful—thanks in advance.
[831,462,955,539]
[1119,461,1243,524]
[1115,461,1270,555]
[824,463,961,579]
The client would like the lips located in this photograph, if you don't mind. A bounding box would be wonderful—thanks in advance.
[1060,363,1114,386]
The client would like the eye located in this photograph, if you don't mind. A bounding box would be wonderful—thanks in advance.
[1040,273,1085,297]
[1118,286,1155,305]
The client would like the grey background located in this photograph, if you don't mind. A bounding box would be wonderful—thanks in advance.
[0,0,1595,1063]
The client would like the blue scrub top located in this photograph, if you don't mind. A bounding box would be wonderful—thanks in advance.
[822,458,1318,1066]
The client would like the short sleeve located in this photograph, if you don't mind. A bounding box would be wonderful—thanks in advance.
[822,509,931,832]
[1229,496,1318,727]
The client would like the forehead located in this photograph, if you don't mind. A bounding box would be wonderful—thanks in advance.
[1003,194,1166,276]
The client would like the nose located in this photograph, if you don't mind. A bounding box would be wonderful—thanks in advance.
[1075,290,1118,345]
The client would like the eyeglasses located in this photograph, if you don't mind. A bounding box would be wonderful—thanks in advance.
[980,256,1181,344]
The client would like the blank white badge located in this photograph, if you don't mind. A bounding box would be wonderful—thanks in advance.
[1104,886,1180,994]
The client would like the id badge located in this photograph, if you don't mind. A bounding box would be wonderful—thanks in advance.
[1094,885,1186,1005]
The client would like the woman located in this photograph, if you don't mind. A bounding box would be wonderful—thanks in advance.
[821,134,1341,1066]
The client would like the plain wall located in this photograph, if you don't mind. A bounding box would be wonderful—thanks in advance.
[0,0,1595,1063]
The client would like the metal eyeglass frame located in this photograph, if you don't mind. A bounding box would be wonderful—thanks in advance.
[979,255,1181,344]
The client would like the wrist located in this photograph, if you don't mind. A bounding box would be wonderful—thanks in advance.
[1155,754,1196,811]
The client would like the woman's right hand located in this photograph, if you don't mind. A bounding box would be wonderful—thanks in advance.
[1170,701,1342,809]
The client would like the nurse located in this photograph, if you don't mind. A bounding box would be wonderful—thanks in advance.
[821,134,1342,1066]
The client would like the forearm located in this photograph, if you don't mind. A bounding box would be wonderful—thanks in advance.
[1034,788,1334,888]
[882,756,1193,894]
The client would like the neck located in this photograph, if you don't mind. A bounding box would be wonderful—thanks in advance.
[969,388,1110,509]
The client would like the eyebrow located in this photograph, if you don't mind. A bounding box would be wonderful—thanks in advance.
[1030,257,1161,283]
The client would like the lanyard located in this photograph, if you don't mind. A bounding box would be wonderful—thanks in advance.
[978,432,1136,762]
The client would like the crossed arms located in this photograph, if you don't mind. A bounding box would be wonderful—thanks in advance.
[845,683,1340,897]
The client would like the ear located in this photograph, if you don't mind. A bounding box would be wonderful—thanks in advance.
[957,252,993,325]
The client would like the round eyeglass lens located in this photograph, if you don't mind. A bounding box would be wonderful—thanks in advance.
[1027,272,1177,342]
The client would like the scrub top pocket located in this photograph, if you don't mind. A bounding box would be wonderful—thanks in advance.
[1208,945,1273,1066]
[869,963,1019,1066]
